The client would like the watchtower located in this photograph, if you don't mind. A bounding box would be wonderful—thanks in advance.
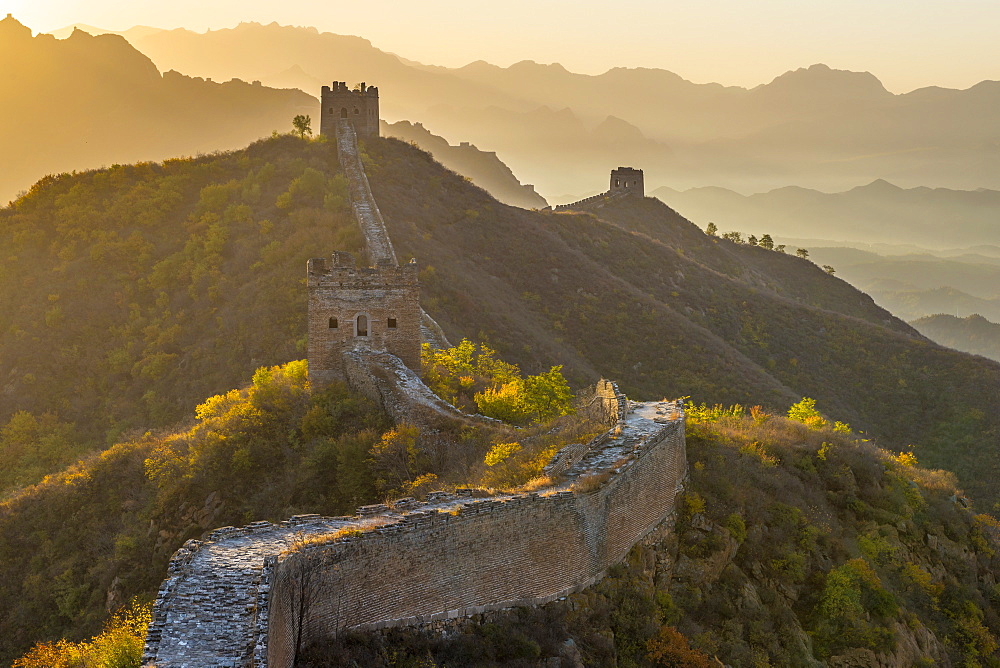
[609,167,644,196]
[307,252,420,386]
[320,81,380,137]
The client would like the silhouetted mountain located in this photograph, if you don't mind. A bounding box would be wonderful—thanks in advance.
[381,120,547,209]
[912,313,1000,363]
[654,181,1000,248]
[0,16,313,202]
[74,20,1000,199]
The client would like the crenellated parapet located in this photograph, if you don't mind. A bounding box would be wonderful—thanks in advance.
[320,81,380,137]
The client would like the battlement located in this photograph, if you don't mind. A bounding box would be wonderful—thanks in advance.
[320,80,380,137]
[307,251,421,387]
[307,253,419,288]
[610,166,644,195]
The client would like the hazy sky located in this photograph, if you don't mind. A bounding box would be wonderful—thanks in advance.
[4,0,999,93]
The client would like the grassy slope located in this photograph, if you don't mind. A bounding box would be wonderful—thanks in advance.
[364,137,1000,502]
[304,413,1000,667]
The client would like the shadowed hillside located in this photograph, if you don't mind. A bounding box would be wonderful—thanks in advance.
[381,120,547,209]
[363,137,1000,502]
[912,314,1000,363]
[0,16,313,203]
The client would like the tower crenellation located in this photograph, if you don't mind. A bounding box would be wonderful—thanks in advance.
[609,166,644,196]
[307,252,421,387]
[320,80,380,137]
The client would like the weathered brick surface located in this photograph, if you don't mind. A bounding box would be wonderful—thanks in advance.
[266,400,686,668]
[319,81,380,138]
[306,253,421,386]
[142,398,686,668]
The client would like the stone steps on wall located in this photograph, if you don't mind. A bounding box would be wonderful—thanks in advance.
[335,119,399,267]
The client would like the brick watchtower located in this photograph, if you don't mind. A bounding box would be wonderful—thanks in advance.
[307,252,420,386]
[609,167,644,196]
[320,81,380,137]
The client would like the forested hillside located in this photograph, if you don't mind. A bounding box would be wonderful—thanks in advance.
[363,138,1000,504]
[4,133,1000,506]
[0,136,358,492]
[912,314,1000,363]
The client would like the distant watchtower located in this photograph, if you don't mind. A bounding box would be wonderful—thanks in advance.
[307,252,420,386]
[610,167,644,196]
[320,81,380,137]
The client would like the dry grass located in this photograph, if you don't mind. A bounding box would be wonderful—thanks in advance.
[571,471,612,494]
[285,517,396,554]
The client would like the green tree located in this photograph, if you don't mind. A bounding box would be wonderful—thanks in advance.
[796,247,810,259]
[292,114,312,139]
[787,397,827,429]
[747,235,759,246]
[823,265,836,275]
[759,234,774,250]
[705,222,718,236]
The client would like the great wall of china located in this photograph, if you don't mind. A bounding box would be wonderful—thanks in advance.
[141,87,687,668]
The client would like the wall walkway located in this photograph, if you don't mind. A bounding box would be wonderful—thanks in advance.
[143,398,685,668]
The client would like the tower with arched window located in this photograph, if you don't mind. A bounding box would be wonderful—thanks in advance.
[609,167,644,196]
[306,251,421,386]
[320,81,380,138]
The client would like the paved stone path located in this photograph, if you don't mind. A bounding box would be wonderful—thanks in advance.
[335,119,398,266]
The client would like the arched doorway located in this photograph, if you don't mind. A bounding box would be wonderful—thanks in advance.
[356,314,368,337]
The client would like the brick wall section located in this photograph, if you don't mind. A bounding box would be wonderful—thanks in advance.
[306,253,422,386]
[342,350,504,428]
[266,401,686,668]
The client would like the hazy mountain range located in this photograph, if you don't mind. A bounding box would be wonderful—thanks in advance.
[60,20,1000,199]
[655,180,1000,249]
[912,314,1000,363]
[0,16,313,204]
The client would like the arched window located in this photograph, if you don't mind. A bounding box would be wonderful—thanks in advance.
[356,314,368,337]
[353,107,360,115]
[340,107,348,119]
[624,181,629,188]
[328,317,338,329]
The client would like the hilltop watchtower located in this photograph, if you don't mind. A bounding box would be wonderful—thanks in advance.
[307,252,420,386]
[320,81,380,137]
[610,167,644,196]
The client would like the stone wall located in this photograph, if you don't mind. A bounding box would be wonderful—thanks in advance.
[341,349,502,428]
[334,119,397,267]
[610,166,644,196]
[306,253,422,387]
[266,400,686,668]
[320,81,380,138]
